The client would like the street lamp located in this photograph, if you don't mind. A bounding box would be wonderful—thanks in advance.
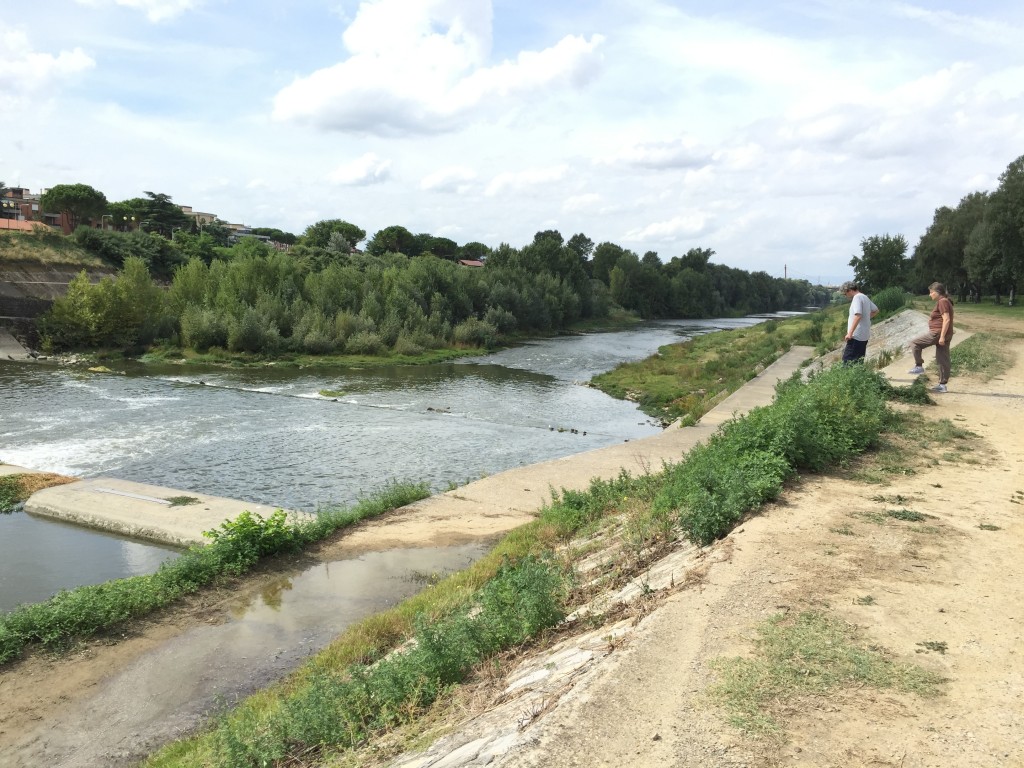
[100,214,113,229]
[123,215,136,230]
[1,201,17,219]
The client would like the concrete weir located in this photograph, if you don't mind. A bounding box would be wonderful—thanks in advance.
[25,478,309,547]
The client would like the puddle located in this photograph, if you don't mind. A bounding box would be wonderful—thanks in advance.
[9,542,490,768]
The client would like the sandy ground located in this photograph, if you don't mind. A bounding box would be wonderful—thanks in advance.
[494,311,1024,768]
[1,310,1022,768]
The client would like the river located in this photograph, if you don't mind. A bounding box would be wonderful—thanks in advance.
[0,318,761,611]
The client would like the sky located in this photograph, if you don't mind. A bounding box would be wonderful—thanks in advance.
[2,1,1022,285]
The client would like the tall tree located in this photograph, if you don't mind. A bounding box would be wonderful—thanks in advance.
[849,234,908,294]
[366,225,416,256]
[986,154,1024,304]
[911,193,987,298]
[40,183,108,231]
[140,191,190,237]
[591,242,627,285]
[301,219,365,250]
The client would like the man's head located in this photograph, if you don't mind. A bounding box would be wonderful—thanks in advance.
[840,280,859,297]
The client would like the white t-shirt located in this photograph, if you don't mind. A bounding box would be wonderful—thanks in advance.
[848,292,878,341]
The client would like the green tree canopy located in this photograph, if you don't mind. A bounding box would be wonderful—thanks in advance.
[252,227,298,245]
[366,225,416,256]
[849,234,908,294]
[139,191,190,237]
[301,219,365,250]
[40,183,108,231]
[911,192,987,297]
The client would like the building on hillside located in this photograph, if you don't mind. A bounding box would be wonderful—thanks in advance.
[457,259,485,268]
[1,188,69,232]
[179,205,218,227]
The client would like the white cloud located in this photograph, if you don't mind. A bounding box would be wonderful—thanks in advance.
[598,137,711,170]
[484,165,568,197]
[420,165,477,193]
[73,0,201,23]
[271,0,604,135]
[1,28,94,106]
[328,153,392,186]
[7,0,1024,286]
[562,193,602,213]
[625,212,708,243]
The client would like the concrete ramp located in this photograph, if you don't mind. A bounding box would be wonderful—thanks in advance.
[0,328,32,361]
[25,478,309,547]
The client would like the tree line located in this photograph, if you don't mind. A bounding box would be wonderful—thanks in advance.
[849,153,1024,304]
[35,216,824,356]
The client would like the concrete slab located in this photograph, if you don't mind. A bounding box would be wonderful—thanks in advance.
[25,478,310,548]
[0,464,45,477]
[0,328,32,361]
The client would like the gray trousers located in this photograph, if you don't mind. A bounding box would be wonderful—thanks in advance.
[911,331,952,384]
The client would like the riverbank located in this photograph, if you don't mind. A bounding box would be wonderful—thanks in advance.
[8,307,1024,768]
[0,345,814,767]
[151,307,1024,767]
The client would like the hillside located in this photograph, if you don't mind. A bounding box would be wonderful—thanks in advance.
[0,232,113,323]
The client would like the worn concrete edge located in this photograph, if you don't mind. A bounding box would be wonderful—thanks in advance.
[24,478,311,548]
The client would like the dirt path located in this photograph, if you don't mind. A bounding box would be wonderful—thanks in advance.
[497,315,1024,768]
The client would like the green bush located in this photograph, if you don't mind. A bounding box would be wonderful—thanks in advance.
[345,330,385,355]
[872,286,909,316]
[452,317,497,348]
[652,364,891,545]
[179,305,228,351]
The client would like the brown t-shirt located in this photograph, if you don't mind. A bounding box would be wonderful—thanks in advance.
[929,297,954,335]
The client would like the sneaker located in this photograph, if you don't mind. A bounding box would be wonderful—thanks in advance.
[931,383,947,393]
[908,366,925,375]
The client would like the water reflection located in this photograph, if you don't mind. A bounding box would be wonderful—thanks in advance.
[0,511,179,613]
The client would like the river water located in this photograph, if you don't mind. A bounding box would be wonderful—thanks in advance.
[0,318,761,611]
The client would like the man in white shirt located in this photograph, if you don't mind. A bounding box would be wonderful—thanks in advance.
[841,280,879,363]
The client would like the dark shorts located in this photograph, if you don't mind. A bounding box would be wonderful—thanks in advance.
[842,338,868,363]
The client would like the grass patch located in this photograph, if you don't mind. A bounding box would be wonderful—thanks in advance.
[591,308,846,425]
[165,496,200,507]
[0,231,107,266]
[886,509,935,523]
[847,413,977,484]
[949,333,1014,380]
[711,611,944,736]
[0,472,76,514]
[137,344,486,369]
